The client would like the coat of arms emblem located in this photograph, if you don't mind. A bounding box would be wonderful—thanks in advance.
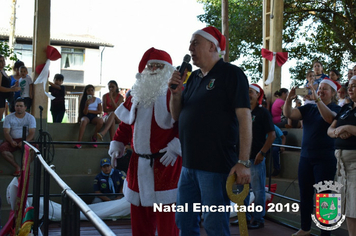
[311,180,345,231]
[206,79,215,90]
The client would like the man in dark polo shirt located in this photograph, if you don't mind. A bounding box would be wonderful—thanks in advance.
[169,26,252,236]
[232,84,275,230]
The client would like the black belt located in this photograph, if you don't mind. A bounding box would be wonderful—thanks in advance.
[137,152,166,167]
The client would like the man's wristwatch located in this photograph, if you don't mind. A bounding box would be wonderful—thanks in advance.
[259,150,266,156]
[237,159,251,168]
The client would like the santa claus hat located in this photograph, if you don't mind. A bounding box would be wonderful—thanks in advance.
[320,78,341,91]
[249,84,264,105]
[350,75,356,81]
[138,47,172,73]
[193,26,226,55]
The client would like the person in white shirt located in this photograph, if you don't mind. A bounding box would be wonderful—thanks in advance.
[75,84,103,149]
[0,98,36,176]
[18,66,33,111]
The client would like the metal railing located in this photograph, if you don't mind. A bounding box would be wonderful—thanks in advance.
[266,143,302,203]
[263,143,324,236]
[26,141,116,236]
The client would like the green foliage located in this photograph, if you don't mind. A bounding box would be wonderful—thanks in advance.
[0,41,18,72]
[197,0,356,85]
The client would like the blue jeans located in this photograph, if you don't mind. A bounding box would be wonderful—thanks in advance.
[175,167,230,236]
[237,158,266,223]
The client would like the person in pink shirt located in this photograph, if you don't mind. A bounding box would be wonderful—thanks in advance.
[271,88,290,128]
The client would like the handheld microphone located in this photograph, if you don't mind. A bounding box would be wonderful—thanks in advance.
[39,106,43,111]
[170,54,191,89]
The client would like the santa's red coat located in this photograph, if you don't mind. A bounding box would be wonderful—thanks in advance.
[113,90,182,207]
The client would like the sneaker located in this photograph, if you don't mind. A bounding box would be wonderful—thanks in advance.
[248,221,264,229]
[74,144,82,149]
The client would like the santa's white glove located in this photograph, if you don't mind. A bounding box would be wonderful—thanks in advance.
[159,137,181,167]
[108,141,125,167]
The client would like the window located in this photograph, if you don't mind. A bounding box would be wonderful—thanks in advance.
[14,44,33,69]
[61,48,84,70]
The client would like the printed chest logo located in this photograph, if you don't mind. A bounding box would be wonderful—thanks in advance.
[206,79,216,90]
[311,181,345,231]
[251,115,256,122]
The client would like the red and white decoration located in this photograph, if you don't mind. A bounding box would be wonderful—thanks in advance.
[34,45,61,100]
[261,48,288,85]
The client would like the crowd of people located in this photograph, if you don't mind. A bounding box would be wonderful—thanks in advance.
[1,25,356,236]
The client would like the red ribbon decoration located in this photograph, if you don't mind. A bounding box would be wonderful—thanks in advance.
[261,48,288,67]
[35,45,61,74]
[46,45,61,61]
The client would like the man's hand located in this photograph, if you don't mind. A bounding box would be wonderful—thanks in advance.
[159,137,181,167]
[229,163,251,185]
[337,130,352,139]
[159,150,177,167]
[10,140,18,148]
[254,152,264,165]
[108,141,125,167]
[168,71,184,94]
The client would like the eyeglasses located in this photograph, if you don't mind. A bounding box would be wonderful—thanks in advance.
[147,63,165,70]
[347,84,356,90]
[340,107,352,119]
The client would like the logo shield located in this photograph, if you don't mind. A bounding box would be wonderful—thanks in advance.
[206,79,215,90]
[316,193,342,224]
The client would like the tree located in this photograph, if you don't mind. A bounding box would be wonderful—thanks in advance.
[197,0,356,85]
[0,41,18,72]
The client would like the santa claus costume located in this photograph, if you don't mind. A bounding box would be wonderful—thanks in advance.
[109,48,182,236]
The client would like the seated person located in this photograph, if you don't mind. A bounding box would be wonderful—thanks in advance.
[75,84,103,149]
[92,158,126,204]
[0,98,36,176]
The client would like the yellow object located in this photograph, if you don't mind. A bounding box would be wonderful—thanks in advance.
[226,174,249,236]
[17,221,33,236]
[183,72,191,84]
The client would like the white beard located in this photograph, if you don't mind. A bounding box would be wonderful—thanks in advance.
[131,65,174,108]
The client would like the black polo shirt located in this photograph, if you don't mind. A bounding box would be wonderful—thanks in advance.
[250,106,275,159]
[178,59,250,173]
[335,103,356,150]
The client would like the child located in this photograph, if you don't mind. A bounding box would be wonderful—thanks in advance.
[303,70,319,105]
[8,60,24,112]
[337,85,350,107]
[49,74,66,123]
[75,84,103,149]
[18,66,33,111]
[294,98,302,108]
[271,125,287,176]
